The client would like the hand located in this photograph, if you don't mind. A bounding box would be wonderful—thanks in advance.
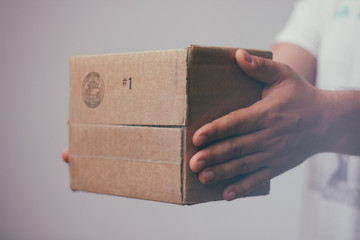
[62,119,69,163]
[62,147,69,163]
[190,49,326,201]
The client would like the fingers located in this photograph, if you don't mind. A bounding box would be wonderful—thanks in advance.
[62,147,69,163]
[192,104,264,147]
[192,50,288,147]
[235,49,291,85]
[197,152,269,184]
[223,167,274,201]
[190,130,265,173]
[63,119,70,163]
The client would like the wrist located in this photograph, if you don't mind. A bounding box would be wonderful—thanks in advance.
[317,89,360,155]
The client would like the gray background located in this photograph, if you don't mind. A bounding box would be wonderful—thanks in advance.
[0,0,307,239]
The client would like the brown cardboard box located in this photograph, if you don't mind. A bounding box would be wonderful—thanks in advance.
[69,45,272,205]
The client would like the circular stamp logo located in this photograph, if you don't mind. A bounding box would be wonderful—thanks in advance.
[82,72,104,108]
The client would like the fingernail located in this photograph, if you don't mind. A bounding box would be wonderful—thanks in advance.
[228,191,236,201]
[197,160,205,170]
[244,51,253,63]
[205,170,215,182]
[197,135,207,146]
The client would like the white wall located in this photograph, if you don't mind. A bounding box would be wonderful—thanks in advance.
[0,0,307,239]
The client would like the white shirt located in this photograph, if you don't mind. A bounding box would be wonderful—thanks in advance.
[276,0,360,239]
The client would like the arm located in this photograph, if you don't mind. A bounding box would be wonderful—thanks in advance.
[189,48,360,201]
[272,43,316,85]
[274,44,360,155]
[60,44,313,165]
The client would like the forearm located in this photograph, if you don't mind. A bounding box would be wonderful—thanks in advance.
[318,89,360,156]
[271,43,360,156]
[271,43,317,85]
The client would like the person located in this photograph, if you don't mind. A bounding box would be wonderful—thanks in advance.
[189,0,360,239]
[62,0,360,238]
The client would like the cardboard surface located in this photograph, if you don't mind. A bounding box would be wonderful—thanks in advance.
[183,46,270,203]
[70,49,188,126]
[69,45,272,204]
[70,124,183,203]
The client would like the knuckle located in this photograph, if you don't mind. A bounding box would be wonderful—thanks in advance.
[230,141,243,157]
[266,135,282,149]
[254,175,267,187]
[234,183,248,196]
[263,106,281,127]
[225,112,242,134]
[212,163,235,181]
[208,122,219,136]
[235,159,249,173]
[212,166,225,180]
[255,170,273,187]
[255,57,272,72]
[230,170,273,197]
[206,120,222,140]
[202,122,214,136]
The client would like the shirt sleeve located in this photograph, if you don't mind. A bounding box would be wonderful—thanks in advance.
[275,0,326,58]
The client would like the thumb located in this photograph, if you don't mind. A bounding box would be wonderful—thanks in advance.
[235,49,288,85]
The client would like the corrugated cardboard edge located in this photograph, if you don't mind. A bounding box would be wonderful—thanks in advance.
[179,127,185,204]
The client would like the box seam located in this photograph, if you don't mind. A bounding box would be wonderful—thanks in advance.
[70,122,184,128]
[180,46,192,204]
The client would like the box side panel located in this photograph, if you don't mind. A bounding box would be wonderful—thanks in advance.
[70,49,187,126]
[70,124,183,204]
[70,158,181,203]
[183,46,271,204]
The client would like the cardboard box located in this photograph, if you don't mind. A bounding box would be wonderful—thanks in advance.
[69,45,272,205]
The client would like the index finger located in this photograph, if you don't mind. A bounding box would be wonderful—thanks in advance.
[192,102,265,147]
